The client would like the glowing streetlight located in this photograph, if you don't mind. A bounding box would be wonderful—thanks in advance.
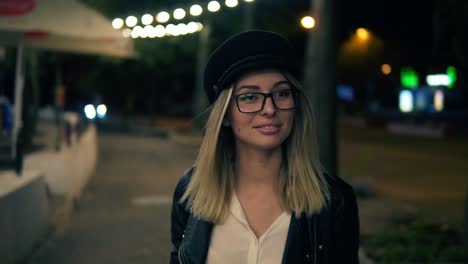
[131,26,143,38]
[173,8,186,20]
[300,16,315,29]
[356,27,370,41]
[244,0,255,2]
[155,25,166,37]
[112,18,124,29]
[144,25,156,38]
[125,16,138,27]
[187,22,198,33]
[84,104,96,120]
[156,11,170,23]
[381,64,392,75]
[225,0,238,8]
[141,14,153,25]
[190,5,203,16]
[96,104,107,118]
[208,1,221,12]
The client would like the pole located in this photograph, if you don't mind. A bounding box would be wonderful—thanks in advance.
[244,1,255,30]
[192,22,211,130]
[303,0,338,176]
[12,44,25,174]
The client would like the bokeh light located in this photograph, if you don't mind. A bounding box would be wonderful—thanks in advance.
[300,16,315,29]
[141,14,153,25]
[125,16,138,27]
[190,5,203,16]
[112,18,124,29]
[225,0,239,8]
[173,8,186,20]
[381,64,392,75]
[208,1,221,12]
[356,27,370,41]
[156,11,170,23]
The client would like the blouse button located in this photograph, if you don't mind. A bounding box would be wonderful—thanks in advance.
[305,254,310,259]
[318,244,323,250]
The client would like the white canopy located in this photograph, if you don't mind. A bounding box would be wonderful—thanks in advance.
[0,0,135,57]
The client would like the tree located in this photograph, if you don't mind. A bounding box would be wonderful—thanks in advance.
[303,0,338,176]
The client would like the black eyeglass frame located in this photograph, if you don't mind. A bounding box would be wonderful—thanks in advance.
[231,89,299,114]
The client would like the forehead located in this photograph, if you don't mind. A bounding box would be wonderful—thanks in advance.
[235,69,287,87]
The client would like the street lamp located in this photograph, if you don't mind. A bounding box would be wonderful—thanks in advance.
[208,1,221,12]
[300,16,315,29]
[141,14,153,25]
[190,5,203,16]
[125,16,138,27]
[356,27,370,41]
[156,11,170,23]
[381,64,392,75]
[112,18,124,29]
[173,8,186,20]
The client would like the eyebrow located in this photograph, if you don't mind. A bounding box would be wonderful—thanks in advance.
[237,80,291,91]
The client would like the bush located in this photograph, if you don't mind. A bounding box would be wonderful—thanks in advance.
[363,214,468,263]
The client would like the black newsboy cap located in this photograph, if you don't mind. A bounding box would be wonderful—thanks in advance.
[203,30,299,103]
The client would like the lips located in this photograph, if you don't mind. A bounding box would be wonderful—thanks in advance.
[254,124,281,135]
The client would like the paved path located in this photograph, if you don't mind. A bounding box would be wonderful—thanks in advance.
[28,132,198,264]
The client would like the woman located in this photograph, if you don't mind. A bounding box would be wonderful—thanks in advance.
[170,30,359,264]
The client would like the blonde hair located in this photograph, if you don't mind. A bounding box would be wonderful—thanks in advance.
[181,73,330,224]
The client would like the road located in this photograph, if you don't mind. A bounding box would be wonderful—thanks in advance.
[28,131,199,264]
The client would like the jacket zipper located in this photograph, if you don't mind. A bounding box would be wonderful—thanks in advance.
[313,216,317,263]
[178,247,184,264]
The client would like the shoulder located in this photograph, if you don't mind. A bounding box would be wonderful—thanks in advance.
[173,166,195,203]
[323,173,357,212]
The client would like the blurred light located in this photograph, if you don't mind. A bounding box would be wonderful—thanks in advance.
[177,23,188,35]
[401,67,419,89]
[208,1,221,12]
[399,90,414,113]
[166,24,176,36]
[144,25,156,38]
[96,104,107,118]
[156,11,170,23]
[190,5,203,16]
[139,25,148,38]
[244,0,255,2]
[187,22,198,33]
[155,25,166,37]
[84,104,96,120]
[446,66,457,89]
[225,0,238,8]
[381,64,392,75]
[356,27,369,41]
[173,8,186,20]
[434,90,444,112]
[125,16,138,27]
[112,18,124,29]
[122,28,132,38]
[131,26,143,38]
[426,74,450,87]
[300,16,315,29]
[196,22,204,31]
[141,14,153,25]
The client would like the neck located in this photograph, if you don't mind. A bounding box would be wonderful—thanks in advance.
[234,146,283,192]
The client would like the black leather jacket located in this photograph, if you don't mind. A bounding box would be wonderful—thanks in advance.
[170,168,360,264]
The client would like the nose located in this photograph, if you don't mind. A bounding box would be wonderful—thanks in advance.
[261,96,276,116]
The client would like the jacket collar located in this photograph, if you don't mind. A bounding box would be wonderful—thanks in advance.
[180,213,314,264]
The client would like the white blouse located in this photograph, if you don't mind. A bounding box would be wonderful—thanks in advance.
[206,192,291,264]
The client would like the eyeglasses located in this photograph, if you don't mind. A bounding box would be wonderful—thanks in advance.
[232,89,298,113]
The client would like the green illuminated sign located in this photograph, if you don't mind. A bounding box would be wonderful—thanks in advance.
[401,67,419,89]
[446,66,457,89]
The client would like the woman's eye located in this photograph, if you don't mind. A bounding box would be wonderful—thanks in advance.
[238,94,258,101]
[277,90,292,98]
